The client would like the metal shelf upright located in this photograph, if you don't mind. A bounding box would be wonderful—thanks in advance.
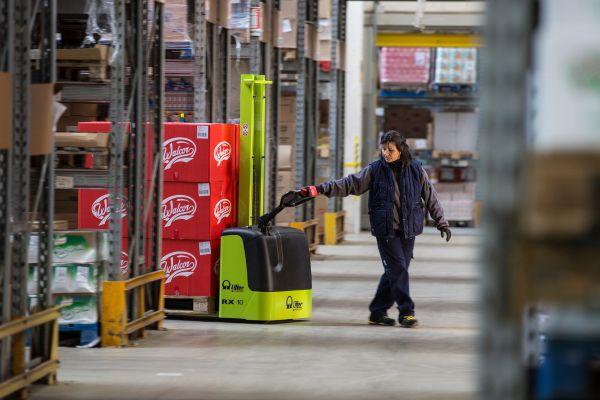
[268,0,282,212]
[102,0,166,346]
[0,0,61,395]
[327,0,346,213]
[295,0,319,221]
[478,0,533,398]
[193,0,208,122]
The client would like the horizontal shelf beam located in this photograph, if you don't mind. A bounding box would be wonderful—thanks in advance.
[376,33,482,48]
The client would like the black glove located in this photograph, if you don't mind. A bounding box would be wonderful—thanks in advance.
[439,226,452,242]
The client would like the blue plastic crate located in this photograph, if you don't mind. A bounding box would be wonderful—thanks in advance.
[59,323,99,347]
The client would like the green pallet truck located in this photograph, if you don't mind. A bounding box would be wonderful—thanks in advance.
[218,74,313,321]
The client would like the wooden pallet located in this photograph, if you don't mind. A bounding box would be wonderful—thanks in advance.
[164,296,216,316]
[289,219,319,253]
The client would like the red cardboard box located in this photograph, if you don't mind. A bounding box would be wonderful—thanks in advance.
[162,123,238,183]
[78,189,129,236]
[162,181,235,240]
[161,239,220,297]
[121,237,129,277]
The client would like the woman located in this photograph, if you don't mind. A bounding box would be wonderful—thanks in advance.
[300,130,451,328]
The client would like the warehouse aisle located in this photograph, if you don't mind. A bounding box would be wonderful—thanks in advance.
[32,228,479,400]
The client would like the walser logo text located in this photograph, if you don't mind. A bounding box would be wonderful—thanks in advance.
[286,296,303,311]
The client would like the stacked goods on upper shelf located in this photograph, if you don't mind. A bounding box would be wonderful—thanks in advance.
[163,0,192,50]
[380,47,431,87]
[434,48,477,85]
[160,123,239,298]
[164,0,194,122]
[432,112,478,152]
[277,0,318,59]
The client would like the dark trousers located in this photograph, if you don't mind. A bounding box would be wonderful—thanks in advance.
[369,233,416,318]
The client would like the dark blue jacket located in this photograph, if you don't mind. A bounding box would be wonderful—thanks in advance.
[317,157,448,239]
[368,158,423,238]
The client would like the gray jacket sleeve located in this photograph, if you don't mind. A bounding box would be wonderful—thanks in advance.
[317,165,371,198]
[420,167,449,229]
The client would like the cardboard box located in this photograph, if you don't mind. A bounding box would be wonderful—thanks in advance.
[57,45,110,61]
[304,23,318,60]
[318,39,331,62]
[277,144,294,170]
[67,103,103,117]
[120,237,130,277]
[275,170,295,197]
[279,122,296,146]
[272,9,282,47]
[162,181,235,240]
[205,0,219,24]
[0,73,12,149]
[319,1,331,18]
[280,95,296,122]
[55,131,109,148]
[279,0,297,48]
[406,138,431,150]
[163,123,239,183]
[30,83,54,155]
[77,189,128,237]
[161,239,220,297]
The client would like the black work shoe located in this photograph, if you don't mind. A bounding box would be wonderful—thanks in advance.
[368,313,395,326]
[399,315,418,328]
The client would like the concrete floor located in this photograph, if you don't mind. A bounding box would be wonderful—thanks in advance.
[32,228,480,400]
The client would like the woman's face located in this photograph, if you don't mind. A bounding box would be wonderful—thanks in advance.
[381,142,401,163]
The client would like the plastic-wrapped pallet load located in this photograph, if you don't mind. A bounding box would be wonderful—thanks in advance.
[163,0,191,48]
[56,296,98,325]
[434,48,477,84]
[380,47,431,86]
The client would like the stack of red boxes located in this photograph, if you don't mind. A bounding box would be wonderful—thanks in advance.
[76,121,137,278]
[74,121,239,297]
[379,47,431,85]
[160,123,238,298]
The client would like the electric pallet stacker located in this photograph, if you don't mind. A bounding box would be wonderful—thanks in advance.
[218,74,313,321]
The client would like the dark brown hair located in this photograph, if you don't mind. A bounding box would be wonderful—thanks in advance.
[380,130,412,166]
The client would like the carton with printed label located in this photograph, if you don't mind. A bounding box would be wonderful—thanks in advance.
[162,181,235,240]
[163,123,239,183]
[161,239,220,297]
[77,188,129,236]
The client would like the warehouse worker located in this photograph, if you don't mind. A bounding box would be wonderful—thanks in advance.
[299,130,451,328]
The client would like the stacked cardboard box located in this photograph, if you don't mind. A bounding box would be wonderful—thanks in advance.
[160,123,238,298]
[433,182,476,222]
[276,94,297,223]
[380,47,431,86]
[384,106,432,139]
[28,231,108,341]
[434,48,477,85]
[74,122,239,297]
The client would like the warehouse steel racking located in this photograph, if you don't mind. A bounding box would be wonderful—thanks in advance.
[0,0,61,396]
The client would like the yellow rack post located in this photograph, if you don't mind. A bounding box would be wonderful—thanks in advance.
[101,270,166,347]
[324,211,346,245]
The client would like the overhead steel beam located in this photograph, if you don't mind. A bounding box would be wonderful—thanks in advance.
[376,33,482,48]
[365,13,484,28]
